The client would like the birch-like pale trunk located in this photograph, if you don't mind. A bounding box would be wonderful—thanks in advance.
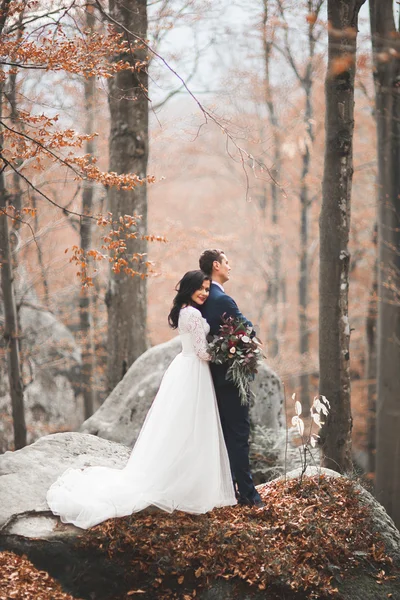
[262,0,281,359]
[273,0,323,413]
[370,0,400,528]
[105,0,149,393]
[319,0,365,473]
[298,0,323,414]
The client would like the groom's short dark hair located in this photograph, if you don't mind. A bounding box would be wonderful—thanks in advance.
[199,249,224,277]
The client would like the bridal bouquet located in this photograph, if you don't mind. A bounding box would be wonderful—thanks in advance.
[207,315,264,405]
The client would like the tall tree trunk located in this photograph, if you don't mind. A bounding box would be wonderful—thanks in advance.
[8,13,25,375]
[298,0,324,415]
[298,12,317,414]
[31,193,50,308]
[274,0,323,413]
[262,0,281,359]
[319,0,365,473]
[80,2,96,418]
[106,0,148,393]
[0,76,26,450]
[299,156,310,413]
[365,225,377,476]
[370,0,400,528]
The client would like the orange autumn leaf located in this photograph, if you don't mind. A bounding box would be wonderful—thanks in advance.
[306,13,317,25]
[330,54,354,76]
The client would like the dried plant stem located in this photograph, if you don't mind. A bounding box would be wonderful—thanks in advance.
[283,383,288,484]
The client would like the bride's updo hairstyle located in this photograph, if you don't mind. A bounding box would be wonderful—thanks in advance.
[168,270,210,329]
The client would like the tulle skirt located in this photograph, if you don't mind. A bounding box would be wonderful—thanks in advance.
[46,353,236,529]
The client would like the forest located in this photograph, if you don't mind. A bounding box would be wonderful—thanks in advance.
[0,1,400,599]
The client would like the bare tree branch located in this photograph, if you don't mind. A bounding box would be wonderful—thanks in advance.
[0,154,97,221]
[94,0,280,195]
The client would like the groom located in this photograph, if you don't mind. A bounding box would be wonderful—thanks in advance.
[199,249,264,508]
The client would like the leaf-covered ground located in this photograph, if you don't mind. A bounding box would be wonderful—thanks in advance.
[0,475,397,600]
[0,551,82,600]
[80,475,396,599]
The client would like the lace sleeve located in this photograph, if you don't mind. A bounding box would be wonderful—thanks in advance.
[185,309,211,361]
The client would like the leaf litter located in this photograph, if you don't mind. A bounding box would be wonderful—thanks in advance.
[0,475,396,599]
[79,475,396,599]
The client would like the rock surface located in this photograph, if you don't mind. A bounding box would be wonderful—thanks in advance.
[19,305,81,370]
[0,305,83,452]
[81,336,284,445]
[0,432,130,537]
[0,435,399,600]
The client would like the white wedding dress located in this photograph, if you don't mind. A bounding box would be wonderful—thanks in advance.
[46,306,236,529]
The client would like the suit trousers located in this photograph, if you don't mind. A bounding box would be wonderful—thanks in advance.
[213,379,260,503]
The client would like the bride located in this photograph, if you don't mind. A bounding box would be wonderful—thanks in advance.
[46,270,237,529]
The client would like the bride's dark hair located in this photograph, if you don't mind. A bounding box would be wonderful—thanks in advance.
[168,270,210,329]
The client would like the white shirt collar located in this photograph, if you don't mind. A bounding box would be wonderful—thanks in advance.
[212,281,224,292]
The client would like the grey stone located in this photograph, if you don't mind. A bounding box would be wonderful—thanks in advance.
[0,305,83,451]
[249,361,284,429]
[19,305,81,369]
[0,373,82,453]
[0,432,130,535]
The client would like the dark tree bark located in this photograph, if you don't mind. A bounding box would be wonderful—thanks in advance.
[8,28,23,217]
[0,2,26,449]
[0,74,26,450]
[80,2,96,418]
[370,0,400,528]
[105,0,149,393]
[0,179,26,449]
[319,0,365,473]
[365,225,377,476]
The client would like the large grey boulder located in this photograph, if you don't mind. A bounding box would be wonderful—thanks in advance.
[0,432,130,537]
[19,305,81,370]
[0,373,81,453]
[0,305,83,452]
[81,336,284,445]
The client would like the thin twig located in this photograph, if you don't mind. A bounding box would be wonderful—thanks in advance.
[93,0,280,196]
[0,155,96,220]
[0,207,40,254]
[0,119,84,179]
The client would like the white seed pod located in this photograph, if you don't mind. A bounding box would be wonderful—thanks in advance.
[320,403,329,416]
[297,417,305,436]
[313,397,321,413]
[321,395,330,408]
[312,412,322,427]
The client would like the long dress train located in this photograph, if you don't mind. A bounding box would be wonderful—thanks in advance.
[46,306,236,529]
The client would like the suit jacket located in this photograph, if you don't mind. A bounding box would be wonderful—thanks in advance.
[201,283,253,387]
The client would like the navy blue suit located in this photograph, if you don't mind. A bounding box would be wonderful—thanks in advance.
[201,283,261,504]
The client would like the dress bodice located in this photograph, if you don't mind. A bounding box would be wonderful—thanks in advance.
[178,306,210,360]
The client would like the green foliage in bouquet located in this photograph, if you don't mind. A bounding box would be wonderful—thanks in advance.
[207,315,265,405]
